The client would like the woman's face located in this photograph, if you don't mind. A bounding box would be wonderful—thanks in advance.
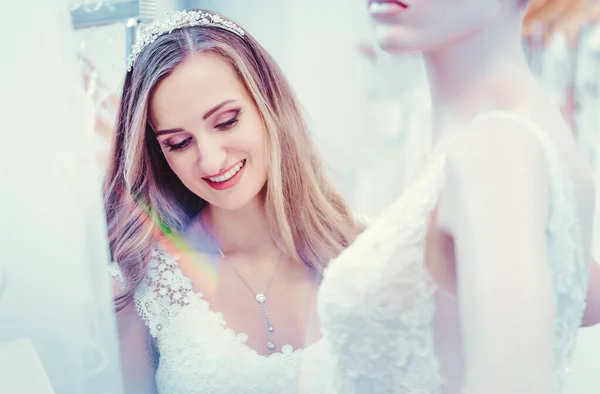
[149,52,268,211]
[366,0,502,53]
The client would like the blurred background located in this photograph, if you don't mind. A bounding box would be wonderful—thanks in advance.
[44,0,600,392]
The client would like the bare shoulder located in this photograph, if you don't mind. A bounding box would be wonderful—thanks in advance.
[438,116,552,232]
[444,116,550,191]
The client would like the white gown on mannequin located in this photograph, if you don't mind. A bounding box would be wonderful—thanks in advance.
[318,112,590,393]
[0,0,123,393]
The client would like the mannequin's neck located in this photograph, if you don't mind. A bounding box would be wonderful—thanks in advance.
[422,12,532,142]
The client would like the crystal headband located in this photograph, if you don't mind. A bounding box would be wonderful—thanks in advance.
[127,10,245,71]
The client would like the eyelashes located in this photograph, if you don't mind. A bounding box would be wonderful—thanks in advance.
[166,137,192,151]
[163,109,242,152]
[215,109,241,131]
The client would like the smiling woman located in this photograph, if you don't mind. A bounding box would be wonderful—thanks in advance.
[104,8,362,394]
[148,52,268,209]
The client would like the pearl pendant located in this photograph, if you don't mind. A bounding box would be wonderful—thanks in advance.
[267,342,275,350]
[256,294,266,304]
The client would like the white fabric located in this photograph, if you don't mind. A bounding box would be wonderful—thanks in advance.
[318,111,589,393]
[111,246,334,393]
[0,0,123,393]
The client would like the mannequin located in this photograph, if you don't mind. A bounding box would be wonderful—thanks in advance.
[318,1,595,393]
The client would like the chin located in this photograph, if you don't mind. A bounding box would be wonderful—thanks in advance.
[206,187,265,212]
[207,196,254,212]
[376,38,412,54]
[373,26,424,54]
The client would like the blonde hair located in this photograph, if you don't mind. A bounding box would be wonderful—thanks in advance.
[104,11,362,309]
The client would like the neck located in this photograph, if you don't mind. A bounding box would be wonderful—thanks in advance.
[203,192,276,256]
[422,9,532,144]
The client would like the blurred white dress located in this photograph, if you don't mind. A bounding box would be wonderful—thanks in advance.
[0,0,123,392]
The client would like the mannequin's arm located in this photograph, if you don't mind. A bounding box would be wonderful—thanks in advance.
[439,121,554,394]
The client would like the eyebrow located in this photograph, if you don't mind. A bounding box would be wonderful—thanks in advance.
[154,99,237,137]
[202,99,236,120]
[154,127,185,137]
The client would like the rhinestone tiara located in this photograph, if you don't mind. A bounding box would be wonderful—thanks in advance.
[127,10,245,71]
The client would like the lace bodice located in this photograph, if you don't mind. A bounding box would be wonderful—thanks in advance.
[318,111,590,393]
[111,247,333,393]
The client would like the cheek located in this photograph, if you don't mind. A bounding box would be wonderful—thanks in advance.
[252,132,268,168]
[240,130,268,178]
[163,150,198,182]
[240,118,268,159]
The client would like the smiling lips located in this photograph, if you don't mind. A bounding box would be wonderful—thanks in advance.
[203,159,246,191]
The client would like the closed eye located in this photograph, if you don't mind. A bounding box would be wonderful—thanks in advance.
[164,136,192,152]
[215,109,241,131]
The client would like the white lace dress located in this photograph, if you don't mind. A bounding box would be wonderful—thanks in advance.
[318,111,590,393]
[110,247,334,393]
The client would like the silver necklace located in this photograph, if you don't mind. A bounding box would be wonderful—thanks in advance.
[199,218,282,352]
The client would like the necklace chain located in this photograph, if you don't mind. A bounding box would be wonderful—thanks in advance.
[199,218,282,352]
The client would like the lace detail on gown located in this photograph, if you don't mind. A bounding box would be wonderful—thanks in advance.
[108,261,125,292]
[110,245,335,393]
[318,111,589,394]
[320,155,447,393]
[132,248,194,338]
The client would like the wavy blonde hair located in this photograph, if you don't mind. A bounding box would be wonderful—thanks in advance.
[105,11,363,310]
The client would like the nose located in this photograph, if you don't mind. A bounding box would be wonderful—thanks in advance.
[195,134,227,177]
